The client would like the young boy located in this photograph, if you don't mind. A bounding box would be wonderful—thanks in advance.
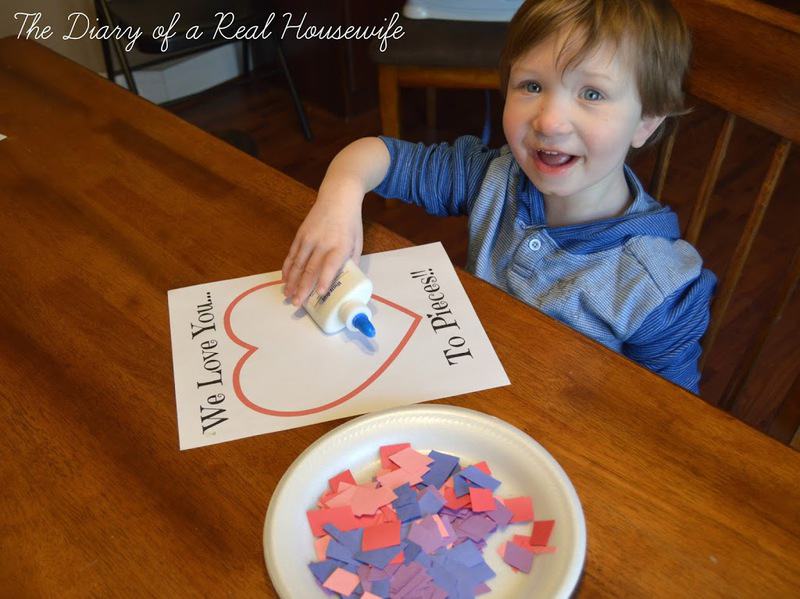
[282,0,716,393]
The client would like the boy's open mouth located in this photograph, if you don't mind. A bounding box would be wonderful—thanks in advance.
[536,149,578,167]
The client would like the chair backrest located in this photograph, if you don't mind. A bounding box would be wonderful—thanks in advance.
[652,0,799,443]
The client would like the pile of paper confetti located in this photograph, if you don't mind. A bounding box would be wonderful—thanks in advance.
[305,443,557,598]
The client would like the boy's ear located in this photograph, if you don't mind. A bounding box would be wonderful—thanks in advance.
[632,115,666,148]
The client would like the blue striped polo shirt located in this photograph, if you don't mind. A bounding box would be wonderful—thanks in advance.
[374,135,716,393]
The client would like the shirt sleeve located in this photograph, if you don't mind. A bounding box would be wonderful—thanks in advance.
[373,135,500,217]
[622,268,716,394]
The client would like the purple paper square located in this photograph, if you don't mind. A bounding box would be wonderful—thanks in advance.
[393,483,416,501]
[326,538,356,563]
[429,563,458,597]
[486,498,514,528]
[467,560,496,584]
[391,562,433,598]
[418,487,446,517]
[457,514,497,542]
[366,565,389,581]
[403,540,422,562]
[453,473,471,497]
[503,541,534,573]
[308,559,338,584]
[407,517,447,554]
[429,587,449,599]
[413,551,434,569]
[371,578,390,597]
[323,523,363,554]
[384,563,401,577]
[422,450,460,488]
[445,539,483,567]
[459,466,501,491]
[396,501,422,523]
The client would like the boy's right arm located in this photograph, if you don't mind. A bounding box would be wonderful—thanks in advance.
[282,137,390,306]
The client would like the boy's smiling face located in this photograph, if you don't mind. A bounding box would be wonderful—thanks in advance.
[503,30,663,224]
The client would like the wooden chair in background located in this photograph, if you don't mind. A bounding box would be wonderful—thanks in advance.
[371,17,505,139]
[372,0,800,446]
[660,0,799,446]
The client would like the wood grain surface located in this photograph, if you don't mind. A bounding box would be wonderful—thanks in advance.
[1,39,799,598]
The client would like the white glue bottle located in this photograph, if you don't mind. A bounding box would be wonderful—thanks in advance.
[303,259,376,338]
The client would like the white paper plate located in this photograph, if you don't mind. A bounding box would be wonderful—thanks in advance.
[263,405,586,598]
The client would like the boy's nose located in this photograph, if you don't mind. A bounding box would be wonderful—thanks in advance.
[532,97,572,138]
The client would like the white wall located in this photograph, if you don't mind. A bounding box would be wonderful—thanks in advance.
[2,0,105,71]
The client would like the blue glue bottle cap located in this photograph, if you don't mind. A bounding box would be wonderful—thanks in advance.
[352,313,376,338]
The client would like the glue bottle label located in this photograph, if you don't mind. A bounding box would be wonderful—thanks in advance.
[303,259,376,337]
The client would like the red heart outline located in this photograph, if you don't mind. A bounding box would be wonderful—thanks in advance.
[223,280,422,416]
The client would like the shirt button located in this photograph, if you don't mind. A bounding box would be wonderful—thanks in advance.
[528,237,542,251]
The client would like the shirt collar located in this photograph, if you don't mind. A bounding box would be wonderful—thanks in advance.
[516,164,680,253]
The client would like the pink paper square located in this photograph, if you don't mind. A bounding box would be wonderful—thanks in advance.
[530,519,555,546]
[503,496,534,523]
[328,469,356,493]
[362,520,401,551]
[469,487,496,512]
[323,567,360,595]
[351,485,396,516]
[306,505,358,537]
[314,535,331,561]
[323,483,359,508]
[377,467,422,490]
[379,443,411,469]
[388,446,433,474]
[443,485,471,510]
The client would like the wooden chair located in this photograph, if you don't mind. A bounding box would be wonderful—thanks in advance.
[656,0,799,446]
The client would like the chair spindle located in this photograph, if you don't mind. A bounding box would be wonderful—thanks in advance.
[719,243,800,410]
[700,137,793,368]
[685,112,737,245]
[649,121,679,200]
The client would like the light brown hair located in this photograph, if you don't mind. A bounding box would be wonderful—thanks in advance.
[500,0,691,124]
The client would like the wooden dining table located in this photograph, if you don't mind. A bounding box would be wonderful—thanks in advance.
[1,38,799,597]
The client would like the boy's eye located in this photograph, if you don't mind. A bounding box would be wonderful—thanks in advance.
[523,81,541,93]
[581,88,604,101]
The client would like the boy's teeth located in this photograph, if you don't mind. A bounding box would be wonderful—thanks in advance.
[537,150,573,166]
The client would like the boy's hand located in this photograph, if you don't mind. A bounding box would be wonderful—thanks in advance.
[282,190,363,307]
[281,136,390,306]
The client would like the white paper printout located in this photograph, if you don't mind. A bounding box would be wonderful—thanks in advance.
[168,243,509,449]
